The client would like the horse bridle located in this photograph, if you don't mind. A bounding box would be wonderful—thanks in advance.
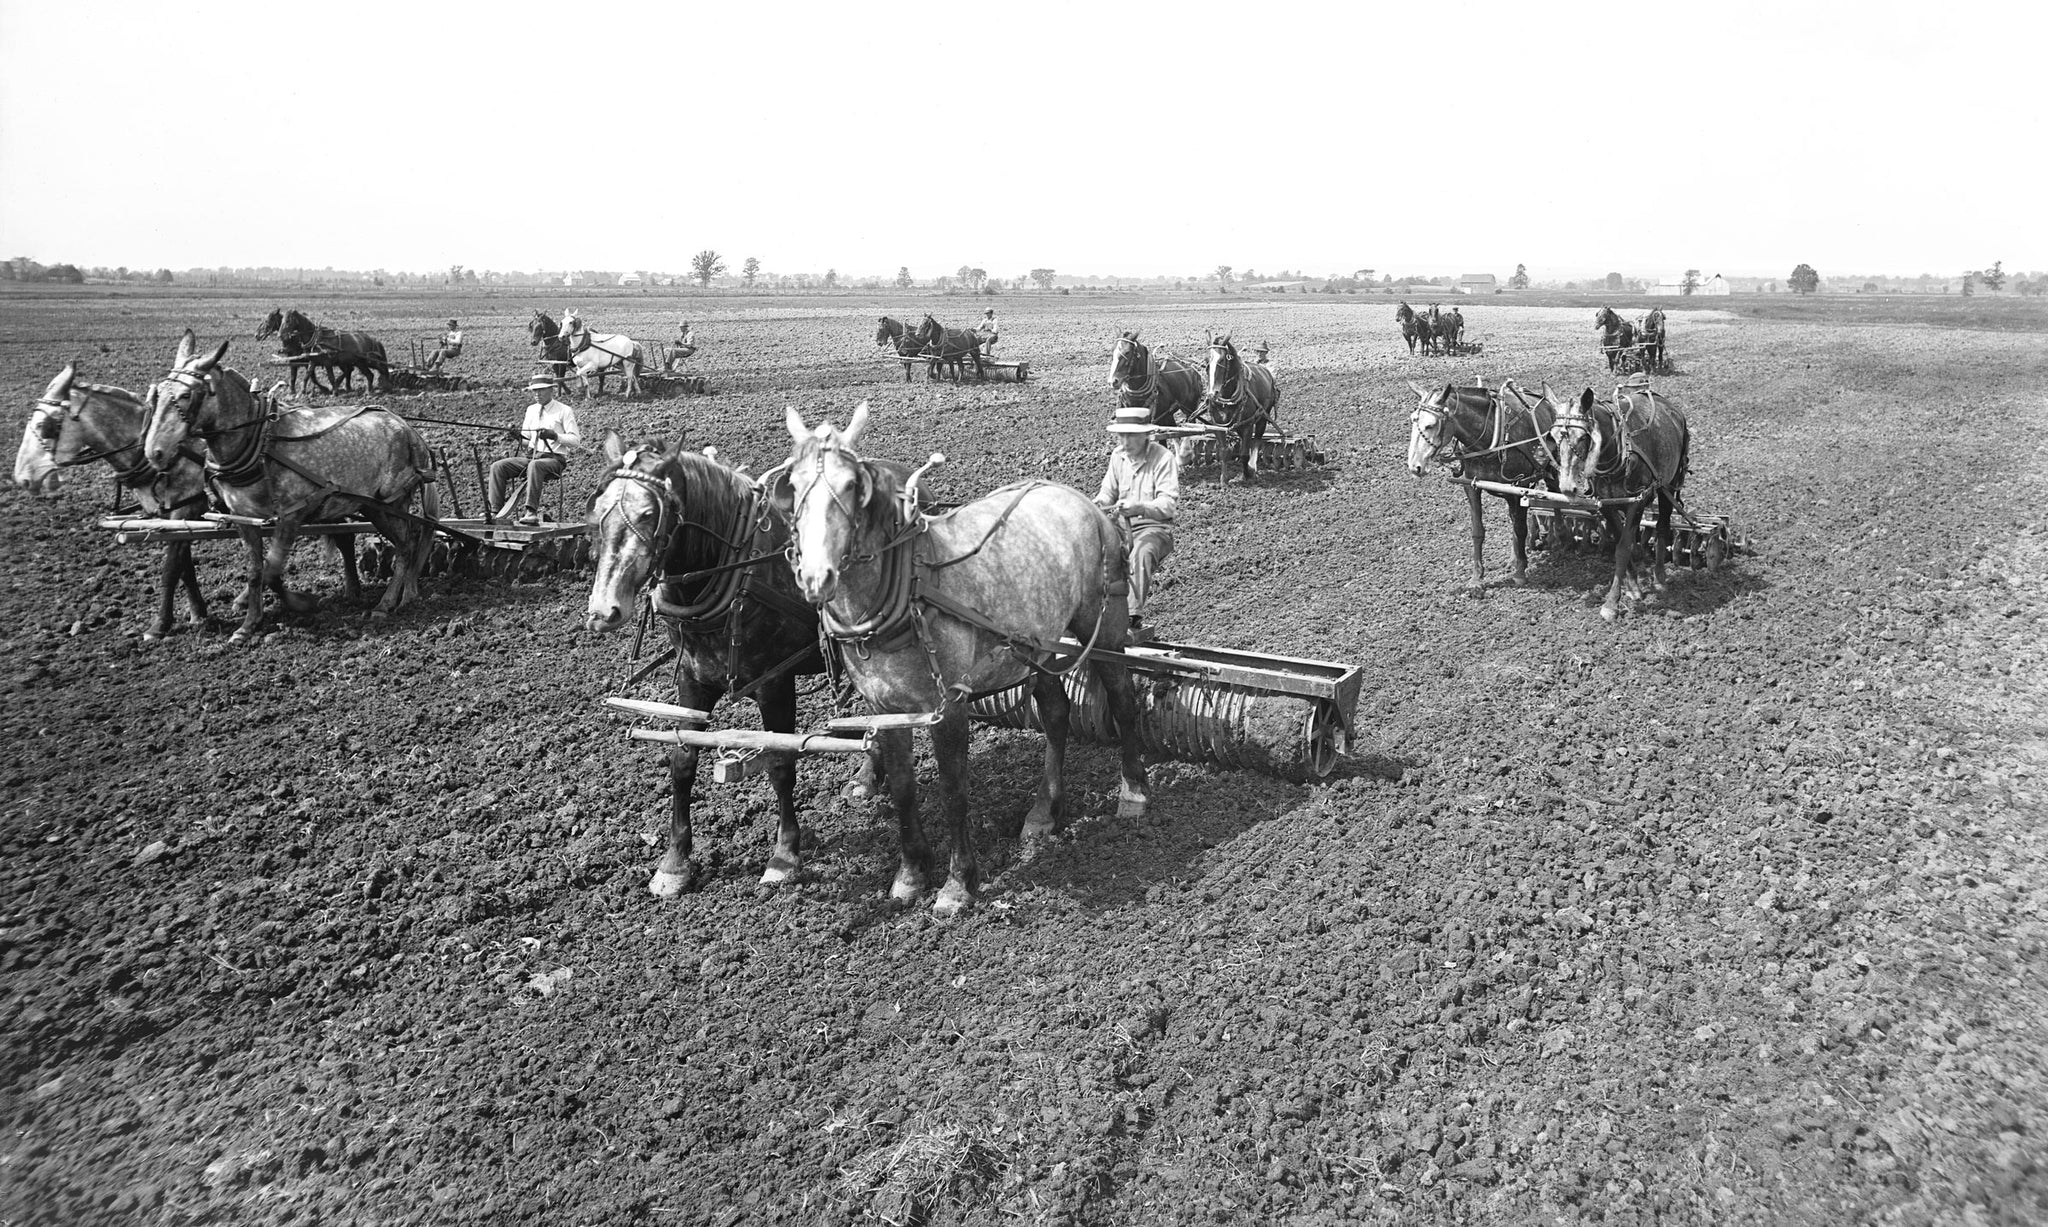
[1111,339,1156,397]
[777,445,876,579]
[1206,342,1248,409]
[597,464,683,571]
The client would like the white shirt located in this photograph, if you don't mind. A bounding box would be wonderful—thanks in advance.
[1095,440,1179,527]
[519,399,582,456]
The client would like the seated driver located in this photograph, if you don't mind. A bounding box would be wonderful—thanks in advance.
[425,319,463,371]
[1094,405,1179,643]
[491,377,584,526]
[666,320,697,372]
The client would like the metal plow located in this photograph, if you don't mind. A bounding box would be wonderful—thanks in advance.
[1469,479,1752,570]
[1159,425,1326,474]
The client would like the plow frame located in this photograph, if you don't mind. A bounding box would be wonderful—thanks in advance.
[1465,478,1751,570]
[604,637,1365,784]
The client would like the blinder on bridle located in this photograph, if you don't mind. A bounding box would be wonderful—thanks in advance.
[595,457,683,566]
[774,440,878,575]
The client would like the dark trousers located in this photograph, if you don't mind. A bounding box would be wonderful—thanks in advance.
[489,453,567,515]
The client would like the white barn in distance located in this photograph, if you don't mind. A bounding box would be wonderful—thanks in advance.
[1454,273,1498,295]
[1650,273,1731,296]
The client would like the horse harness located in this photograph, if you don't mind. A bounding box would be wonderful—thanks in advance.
[1414,383,1557,480]
[36,387,210,515]
[606,464,821,706]
[158,368,424,519]
[785,453,1114,713]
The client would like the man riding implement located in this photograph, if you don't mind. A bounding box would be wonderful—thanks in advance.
[491,377,583,526]
[424,319,463,372]
[1094,404,1179,643]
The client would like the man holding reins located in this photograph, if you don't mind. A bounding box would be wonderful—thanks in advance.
[1094,404,1179,643]
[491,377,584,526]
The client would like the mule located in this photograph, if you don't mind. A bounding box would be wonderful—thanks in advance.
[584,435,835,895]
[556,312,646,398]
[1595,307,1638,373]
[913,314,985,382]
[1107,330,1204,426]
[876,316,926,382]
[1550,384,1691,621]
[775,402,1152,917]
[1406,378,1564,595]
[278,309,388,393]
[141,331,438,642]
[1202,332,1280,483]
[257,306,329,394]
[15,365,214,639]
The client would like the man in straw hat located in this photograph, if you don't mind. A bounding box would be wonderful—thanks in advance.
[491,377,584,526]
[1094,404,1179,642]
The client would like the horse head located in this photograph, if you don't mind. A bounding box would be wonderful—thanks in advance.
[1204,333,1239,401]
[14,364,80,494]
[875,317,898,346]
[1405,381,1459,476]
[1595,307,1615,332]
[528,310,557,346]
[1551,389,1603,496]
[143,331,231,471]
[1396,302,1414,323]
[1108,330,1147,387]
[780,401,879,604]
[256,308,282,341]
[585,431,688,632]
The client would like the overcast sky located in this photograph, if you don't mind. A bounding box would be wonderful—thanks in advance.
[1,0,2040,281]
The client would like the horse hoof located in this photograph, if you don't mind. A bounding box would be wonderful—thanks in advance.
[889,870,925,906]
[1020,817,1056,842]
[229,629,258,646]
[648,867,695,898]
[932,884,974,918]
[759,855,800,886]
[840,778,877,804]
[1599,605,1619,622]
[142,630,165,643]
[1117,781,1150,821]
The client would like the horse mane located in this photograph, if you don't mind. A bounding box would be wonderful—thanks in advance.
[656,446,763,576]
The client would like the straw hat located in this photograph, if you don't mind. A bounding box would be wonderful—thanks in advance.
[1107,405,1155,433]
[525,376,558,391]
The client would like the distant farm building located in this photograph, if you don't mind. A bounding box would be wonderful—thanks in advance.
[617,272,644,286]
[1454,274,1498,295]
[1650,274,1731,296]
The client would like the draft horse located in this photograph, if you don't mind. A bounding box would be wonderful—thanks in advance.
[271,308,388,393]
[1637,308,1667,371]
[257,306,327,394]
[1595,306,1638,373]
[1107,330,1204,426]
[912,314,986,382]
[560,313,646,398]
[584,435,844,895]
[1201,332,1280,483]
[1406,378,1565,595]
[142,331,438,643]
[14,364,215,640]
[776,403,1152,917]
[1396,302,1428,355]
[1550,384,1691,621]
[876,316,927,382]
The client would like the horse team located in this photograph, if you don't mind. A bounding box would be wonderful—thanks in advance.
[13,301,1705,915]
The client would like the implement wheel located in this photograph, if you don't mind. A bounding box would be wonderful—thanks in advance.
[1304,705,1347,778]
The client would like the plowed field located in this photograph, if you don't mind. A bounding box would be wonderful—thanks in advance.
[3,289,2045,1226]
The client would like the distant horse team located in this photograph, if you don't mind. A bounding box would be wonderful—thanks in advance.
[257,307,389,394]
[1396,302,1466,355]
[873,314,989,381]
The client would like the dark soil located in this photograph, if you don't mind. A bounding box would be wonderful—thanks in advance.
[3,291,2043,1226]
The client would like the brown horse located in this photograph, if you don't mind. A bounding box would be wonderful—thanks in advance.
[14,365,214,639]
[142,331,438,642]
[1201,333,1280,483]
[1396,302,1426,354]
[1107,330,1204,426]
[1638,308,1668,371]
[875,316,926,381]
[776,402,1151,917]
[1551,383,1691,620]
[1406,378,1563,594]
[584,436,837,896]
[913,314,986,381]
[279,309,388,393]
[1595,307,1638,373]
[257,307,328,394]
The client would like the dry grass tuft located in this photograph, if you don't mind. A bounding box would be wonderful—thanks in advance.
[837,1112,1006,1225]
